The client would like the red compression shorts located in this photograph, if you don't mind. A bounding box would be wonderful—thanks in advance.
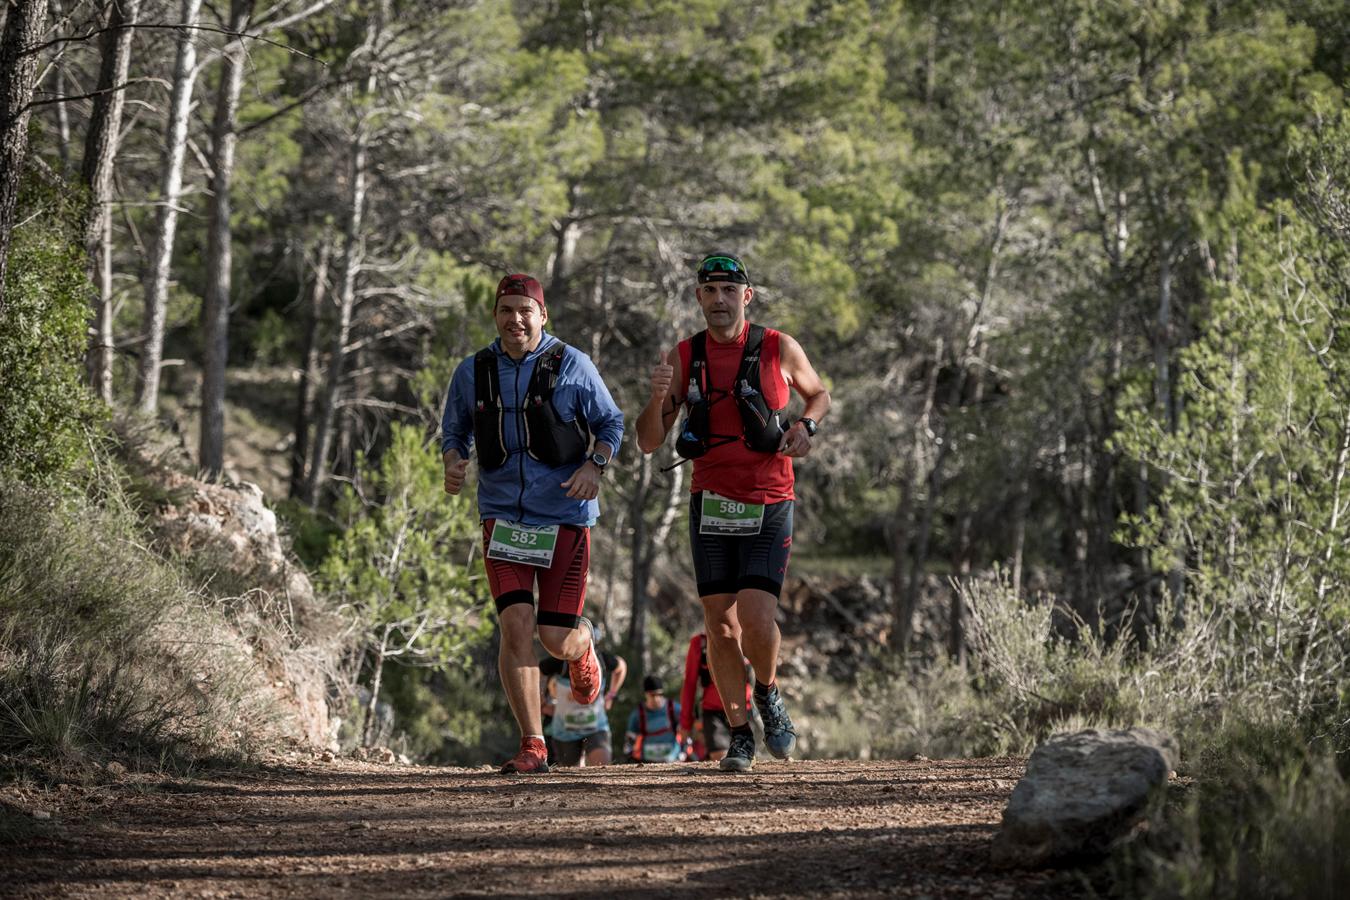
[481,520,590,629]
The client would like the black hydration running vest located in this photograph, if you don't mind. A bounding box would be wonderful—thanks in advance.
[473,341,589,471]
[675,324,787,460]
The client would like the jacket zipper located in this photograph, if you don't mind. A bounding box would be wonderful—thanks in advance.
[512,351,526,522]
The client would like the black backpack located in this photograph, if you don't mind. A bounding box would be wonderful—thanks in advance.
[675,325,786,460]
[473,341,589,471]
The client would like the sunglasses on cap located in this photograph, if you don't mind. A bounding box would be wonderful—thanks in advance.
[697,255,750,284]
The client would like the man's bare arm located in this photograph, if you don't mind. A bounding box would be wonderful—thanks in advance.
[636,347,683,454]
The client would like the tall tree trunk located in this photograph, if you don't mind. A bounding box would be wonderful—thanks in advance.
[546,181,582,311]
[50,0,69,167]
[81,0,140,402]
[897,198,1008,652]
[303,7,380,505]
[891,336,942,653]
[135,0,203,414]
[199,0,253,478]
[362,629,388,748]
[627,453,684,670]
[1010,472,1030,593]
[290,236,331,497]
[627,455,653,669]
[0,0,51,314]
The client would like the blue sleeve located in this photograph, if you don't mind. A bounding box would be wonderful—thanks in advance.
[440,357,475,457]
[570,350,625,452]
[626,709,640,733]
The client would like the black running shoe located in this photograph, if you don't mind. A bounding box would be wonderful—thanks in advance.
[719,729,755,772]
[754,683,796,759]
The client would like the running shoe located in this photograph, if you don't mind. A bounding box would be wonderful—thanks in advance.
[754,682,797,759]
[500,736,549,775]
[568,641,602,705]
[719,729,756,772]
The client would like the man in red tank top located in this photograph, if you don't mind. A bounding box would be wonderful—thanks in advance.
[636,253,831,772]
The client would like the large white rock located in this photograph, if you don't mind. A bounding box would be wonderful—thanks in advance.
[991,727,1179,869]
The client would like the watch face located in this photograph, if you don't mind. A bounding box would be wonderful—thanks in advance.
[590,452,608,467]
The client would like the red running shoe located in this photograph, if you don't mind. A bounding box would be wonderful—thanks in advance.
[568,642,602,705]
[499,736,549,774]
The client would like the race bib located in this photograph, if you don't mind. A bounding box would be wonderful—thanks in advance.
[562,707,601,731]
[487,521,560,567]
[699,492,764,536]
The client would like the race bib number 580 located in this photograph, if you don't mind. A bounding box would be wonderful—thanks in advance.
[699,492,765,536]
[487,521,560,567]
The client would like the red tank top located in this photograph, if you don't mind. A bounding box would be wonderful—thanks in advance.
[677,324,795,504]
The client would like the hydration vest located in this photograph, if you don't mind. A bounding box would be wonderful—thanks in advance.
[675,324,787,460]
[633,698,679,761]
[473,341,589,471]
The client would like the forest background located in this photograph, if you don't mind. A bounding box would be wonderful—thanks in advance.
[1,0,1348,892]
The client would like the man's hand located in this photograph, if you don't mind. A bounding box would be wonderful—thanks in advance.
[650,352,674,403]
[444,457,470,494]
[561,461,602,500]
[778,420,813,458]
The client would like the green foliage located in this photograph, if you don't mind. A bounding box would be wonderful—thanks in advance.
[317,423,494,742]
[1123,721,1350,900]
[0,174,102,480]
[1115,138,1350,648]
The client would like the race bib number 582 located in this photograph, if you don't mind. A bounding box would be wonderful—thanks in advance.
[487,521,560,566]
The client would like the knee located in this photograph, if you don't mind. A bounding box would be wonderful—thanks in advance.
[498,609,536,655]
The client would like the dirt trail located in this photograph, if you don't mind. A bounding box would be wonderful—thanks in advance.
[4,757,1080,898]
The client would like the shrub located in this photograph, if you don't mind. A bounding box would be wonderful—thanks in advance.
[0,471,280,770]
[1124,720,1350,899]
[0,173,102,481]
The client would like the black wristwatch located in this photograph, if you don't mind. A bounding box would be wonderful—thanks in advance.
[797,417,818,437]
[588,450,610,472]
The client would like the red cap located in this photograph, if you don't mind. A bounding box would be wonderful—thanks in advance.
[495,274,545,311]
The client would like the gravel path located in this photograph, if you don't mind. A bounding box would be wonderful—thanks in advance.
[3,756,1082,898]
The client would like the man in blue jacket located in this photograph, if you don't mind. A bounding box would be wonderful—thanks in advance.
[442,274,624,774]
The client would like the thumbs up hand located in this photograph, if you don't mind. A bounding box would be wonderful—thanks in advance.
[650,351,674,402]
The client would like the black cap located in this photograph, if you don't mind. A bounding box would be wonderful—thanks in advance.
[696,252,750,285]
[642,675,664,693]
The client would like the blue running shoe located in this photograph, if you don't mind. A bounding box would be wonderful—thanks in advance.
[754,683,796,759]
[719,729,755,772]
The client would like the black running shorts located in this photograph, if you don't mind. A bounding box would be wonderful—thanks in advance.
[688,493,793,598]
[553,730,611,766]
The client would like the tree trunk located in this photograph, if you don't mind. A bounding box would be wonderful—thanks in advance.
[50,0,69,168]
[81,0,140,403]
[1010,473,1030,593]
[134,0,203,414]
[891,336,942,653]
[627,454,653,670]
[290,236,332,497]
[0,0,51,314]
[303,4,382,504]
[362,631,387,748]
[199,0,253,479]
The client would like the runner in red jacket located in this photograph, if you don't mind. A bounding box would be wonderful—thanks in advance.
[679,632,752,762]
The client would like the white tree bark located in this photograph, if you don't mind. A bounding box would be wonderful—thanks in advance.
[82,0,141,403]
[135,0,203,414]
[200,0,253,478]
[304,2,384,505]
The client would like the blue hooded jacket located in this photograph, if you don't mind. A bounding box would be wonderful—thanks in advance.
[441,334,624,527]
